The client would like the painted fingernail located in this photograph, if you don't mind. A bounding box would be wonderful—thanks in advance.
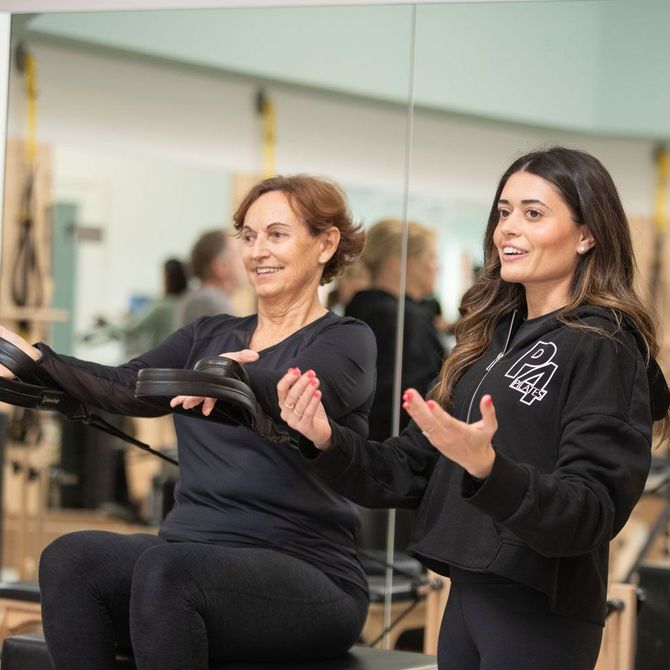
[314,390,321,399]
[485,395,493,406]
[310,379,318,387]
[292,368,301,376]
[307,370,316,379]
[427,400,437,410]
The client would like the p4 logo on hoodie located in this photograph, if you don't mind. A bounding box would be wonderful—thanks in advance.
[505,341,558,405]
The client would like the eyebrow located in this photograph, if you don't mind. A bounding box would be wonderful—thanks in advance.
[498,198,551,209]
[242,221,291,231]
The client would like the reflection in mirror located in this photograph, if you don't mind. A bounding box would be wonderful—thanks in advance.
[0,4,416,656]
[408,0,670,656]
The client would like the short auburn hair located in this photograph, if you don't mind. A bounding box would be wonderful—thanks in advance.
[232,175,366,285]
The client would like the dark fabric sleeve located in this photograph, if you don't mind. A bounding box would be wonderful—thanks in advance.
[34,323,196,416]
[245,319,377,423]
[463,331,652,558]
[302,420,438,510]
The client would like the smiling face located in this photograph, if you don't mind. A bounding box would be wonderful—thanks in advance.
[240,190,336,304]
[493,170,594,315]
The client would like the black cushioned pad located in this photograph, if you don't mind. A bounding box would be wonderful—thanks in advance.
[135,367,290,446]
[0,581,40,603]
[0,634,437,670]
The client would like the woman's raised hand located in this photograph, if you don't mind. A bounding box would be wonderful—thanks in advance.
[277,368,332,450]
[403,389,498,480]
[170,349,259,416]
[0,325,42,378]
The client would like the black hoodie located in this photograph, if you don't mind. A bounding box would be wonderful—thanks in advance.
[304,306,666,625]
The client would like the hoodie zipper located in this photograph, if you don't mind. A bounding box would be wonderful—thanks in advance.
[465,310,517,423]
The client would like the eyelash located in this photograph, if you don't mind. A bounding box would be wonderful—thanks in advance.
[497,208,542,220]
[242,231,287,243]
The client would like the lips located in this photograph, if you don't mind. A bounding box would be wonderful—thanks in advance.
[501,245,528,257]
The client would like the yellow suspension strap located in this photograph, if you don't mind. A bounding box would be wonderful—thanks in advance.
[12,43,44,328]
[651,145,669,305]
[256,90,276,177]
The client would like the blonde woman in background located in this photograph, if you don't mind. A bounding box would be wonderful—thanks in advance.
[346,219,445,441]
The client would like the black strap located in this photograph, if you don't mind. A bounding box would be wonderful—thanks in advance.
[0,338,178,466]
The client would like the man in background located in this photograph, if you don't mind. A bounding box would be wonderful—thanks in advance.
[176,229,243,326]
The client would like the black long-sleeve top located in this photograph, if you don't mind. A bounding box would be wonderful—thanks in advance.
[302,306,656,624]
[36,311,377,593]
[346,289,444,440]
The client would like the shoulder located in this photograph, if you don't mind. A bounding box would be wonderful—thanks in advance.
[308,311,376,342]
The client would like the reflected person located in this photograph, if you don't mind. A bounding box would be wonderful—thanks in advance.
[176,229,243,325]
[346,218,444,441]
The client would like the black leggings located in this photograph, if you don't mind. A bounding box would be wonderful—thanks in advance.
[438,576,603,670]
[38,531,368,670]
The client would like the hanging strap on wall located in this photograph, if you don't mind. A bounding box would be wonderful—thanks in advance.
[651,144,669,303]
[12,43,43,312]
[256,89,276,177]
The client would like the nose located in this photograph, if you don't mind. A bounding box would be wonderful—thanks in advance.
[497,212,520,237]
[248,234,270,260]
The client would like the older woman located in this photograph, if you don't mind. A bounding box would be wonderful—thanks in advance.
[0,175,375,670]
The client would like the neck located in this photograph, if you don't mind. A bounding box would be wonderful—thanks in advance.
[405,279,425,302]
[372,275,401,298]
[254,291,326,348]
[524,281,571,319]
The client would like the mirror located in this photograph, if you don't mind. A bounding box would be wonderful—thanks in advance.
[0,7,416,649]
[404,0,670,654]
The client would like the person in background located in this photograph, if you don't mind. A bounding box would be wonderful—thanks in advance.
[278,147,670,670]
[344,219,444,559]
[346,218,444,441]
[92,258,189,356]
[0,175,375,670]
[326,260,370,315]
[176,229,243,325]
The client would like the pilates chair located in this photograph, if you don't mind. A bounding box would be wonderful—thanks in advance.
[0,582,42,645]
[0,633,438,670]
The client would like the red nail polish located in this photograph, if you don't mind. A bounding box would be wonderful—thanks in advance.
[307,370,316,379]
[427,400,436,410]
[314,390,321,399]
[292,368,301,376]
[485,396,493,406]
[310,379,317,387]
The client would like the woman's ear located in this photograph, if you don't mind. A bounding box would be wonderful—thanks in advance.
[319,227,341,264]
[577,227,595,255]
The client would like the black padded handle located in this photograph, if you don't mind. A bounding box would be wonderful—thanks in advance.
[193,356,250,386]
[0,337,45,385]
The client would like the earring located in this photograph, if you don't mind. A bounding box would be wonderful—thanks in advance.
[578,245,586,255]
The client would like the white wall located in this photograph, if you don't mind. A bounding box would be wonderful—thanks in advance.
[6,39,659,330]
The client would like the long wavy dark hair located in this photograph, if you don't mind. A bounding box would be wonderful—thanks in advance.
[431,147,669,442]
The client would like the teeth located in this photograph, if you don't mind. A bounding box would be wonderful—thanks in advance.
[503,247,526,255]
[256,267,280,274]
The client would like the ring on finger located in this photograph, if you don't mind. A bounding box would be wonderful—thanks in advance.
[285,401,295,410]
[292,408,303,419]
[421,424,435,438]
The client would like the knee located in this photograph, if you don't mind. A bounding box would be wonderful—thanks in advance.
[132,546,202,610]
[39,531,116,590]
